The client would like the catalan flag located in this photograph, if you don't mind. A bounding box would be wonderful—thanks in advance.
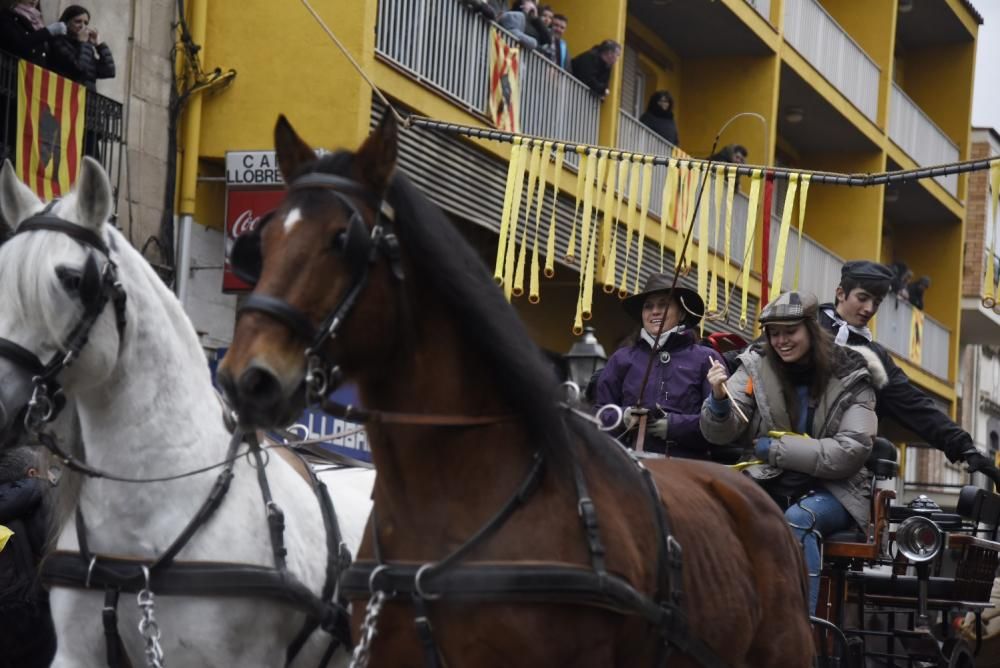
[489,27,520,133]
[16,61,87,200]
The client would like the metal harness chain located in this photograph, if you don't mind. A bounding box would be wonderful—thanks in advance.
[349,589,387,668]
[137,567,165,668]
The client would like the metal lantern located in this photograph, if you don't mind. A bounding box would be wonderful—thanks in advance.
[564,326,608,390]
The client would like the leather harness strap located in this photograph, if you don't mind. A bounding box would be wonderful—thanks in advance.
[320,396,514,427]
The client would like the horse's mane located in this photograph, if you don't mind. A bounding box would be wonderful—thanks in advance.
[308,151,574,459]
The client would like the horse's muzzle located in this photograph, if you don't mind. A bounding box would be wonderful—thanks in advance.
[217,361,303,429]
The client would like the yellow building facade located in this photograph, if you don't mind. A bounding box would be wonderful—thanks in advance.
[180,0,980,415]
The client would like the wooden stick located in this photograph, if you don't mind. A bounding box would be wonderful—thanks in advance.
[711,359,750,424]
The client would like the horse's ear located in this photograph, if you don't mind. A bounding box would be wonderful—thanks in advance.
[354,113,398,195]
[74,157,112,231]
[0,159,41,232]
[274,115,315,182]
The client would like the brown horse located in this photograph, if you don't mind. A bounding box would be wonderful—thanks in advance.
[218,114,814,667]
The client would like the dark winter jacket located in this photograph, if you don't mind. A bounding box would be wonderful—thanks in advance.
[595,329,726,458]
[818,305,973,462]
[571,47,613,97]
[639,110,679,147]
[0,9,53,67]
[48,36,115,90]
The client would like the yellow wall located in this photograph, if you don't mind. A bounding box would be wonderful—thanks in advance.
[198,1,376,158]
[794,150,885,261]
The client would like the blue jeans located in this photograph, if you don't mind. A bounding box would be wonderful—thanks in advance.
[784,490,853,614]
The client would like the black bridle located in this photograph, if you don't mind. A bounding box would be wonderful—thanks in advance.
[0,203,127,431]
[231,172,401,402]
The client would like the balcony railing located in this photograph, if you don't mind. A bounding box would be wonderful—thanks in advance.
[874,294,951,380]
[617,109,749,267]
[746,0,772,22]
[0,50,123,194]
[888,83,959,197]
[783,0,880,121]
[376,0,600,149]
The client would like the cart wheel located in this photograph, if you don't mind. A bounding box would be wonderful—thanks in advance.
[941,638,974,668]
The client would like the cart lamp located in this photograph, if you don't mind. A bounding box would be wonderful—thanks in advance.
[564,326,608,390]
[896,516,943,563]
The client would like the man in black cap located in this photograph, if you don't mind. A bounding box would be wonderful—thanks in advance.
[820,260,1000,486]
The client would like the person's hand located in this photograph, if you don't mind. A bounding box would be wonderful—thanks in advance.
[963,451,1000,487]
[754,436,772,462]
[623,407,647,430]
[88,28,99,45]
[648,417,668,440]
[46,21,67,36]
[707,358,729,400]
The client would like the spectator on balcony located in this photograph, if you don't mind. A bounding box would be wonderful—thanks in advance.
[0,0,67,68]
[639,90,679,147]
[571,39,621,100]
[548,13,571,71]
[499,1,551,54]
[709,144,748,165]
[47,5,115,91]
[539,4,553,27]
[907,276,931,310]
[889,261,912,302]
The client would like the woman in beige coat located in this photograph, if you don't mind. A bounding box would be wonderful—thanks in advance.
[700,291,883,614]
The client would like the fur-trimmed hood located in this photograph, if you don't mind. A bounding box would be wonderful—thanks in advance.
[845,344,889,390]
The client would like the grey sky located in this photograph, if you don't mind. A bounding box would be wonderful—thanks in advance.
[973,2,1000,131]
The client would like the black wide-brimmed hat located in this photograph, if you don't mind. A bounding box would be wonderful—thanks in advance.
[622,273,705,323]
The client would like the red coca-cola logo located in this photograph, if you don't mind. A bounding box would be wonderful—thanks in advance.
[230,209,261,238]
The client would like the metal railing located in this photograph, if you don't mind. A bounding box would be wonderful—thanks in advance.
[783,0,880,121]
[874,293,951,379]
[0,49,123,198]
[617,109,749,267]
[375,0,600,149]
[888,83,960,197]
[746,0,772,22]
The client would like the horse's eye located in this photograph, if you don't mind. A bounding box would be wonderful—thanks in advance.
[331,230,348,252]
[55,266,81,293]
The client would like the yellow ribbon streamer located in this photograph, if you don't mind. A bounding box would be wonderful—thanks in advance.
[543,143,565,278]
[769,173,799,303]
[722,166,737,311]
[582,152,609,320]
[598,153,620,290]
[673,161,690,273]
[528,141,553,303]
[632,157,655,294]
[740,170,763,329]
[792,174,811,291]
[709,165,724,313]
[696,164,710,301]
[513,141,544,297]
[603,157,631,291]
[618,158,643,297]
[566,148,590,262]
[660,159,679,273]
[0,524,12,552]
[987,163,1000,304]
[502,139,531,300]
[495,138,523,284]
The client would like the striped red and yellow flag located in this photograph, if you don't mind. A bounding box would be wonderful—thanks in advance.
[16,61,87,200]
[488,27,520,134]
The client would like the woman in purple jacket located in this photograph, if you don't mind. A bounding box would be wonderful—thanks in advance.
[594,273,728,459]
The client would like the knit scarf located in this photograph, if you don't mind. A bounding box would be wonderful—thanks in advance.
[640,325,682,351]
[822,307,872,346]
[13,4,46,31]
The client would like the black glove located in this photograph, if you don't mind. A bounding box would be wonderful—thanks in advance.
[963,451,1000,488]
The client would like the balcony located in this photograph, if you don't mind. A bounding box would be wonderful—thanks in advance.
[874,294,951,380]
[960,251,1000,346]
[746,0,771,23]
[617,109,748,267]
[767,217,842,304]
[375,0,599,149]
[0,50,124,193]
[888,83,959,197]
[782,0,880,122]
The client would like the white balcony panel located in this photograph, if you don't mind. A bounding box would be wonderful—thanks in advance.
[888,84,960,197]
[375,0,599,149]
[874,294,951,380]
[767,217,843,303]
[746,0,771,22]
[783,0,880,121]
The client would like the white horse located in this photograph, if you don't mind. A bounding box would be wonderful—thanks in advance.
[0,157,374,667]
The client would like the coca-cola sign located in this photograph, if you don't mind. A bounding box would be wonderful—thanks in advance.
[223,188,286,292]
